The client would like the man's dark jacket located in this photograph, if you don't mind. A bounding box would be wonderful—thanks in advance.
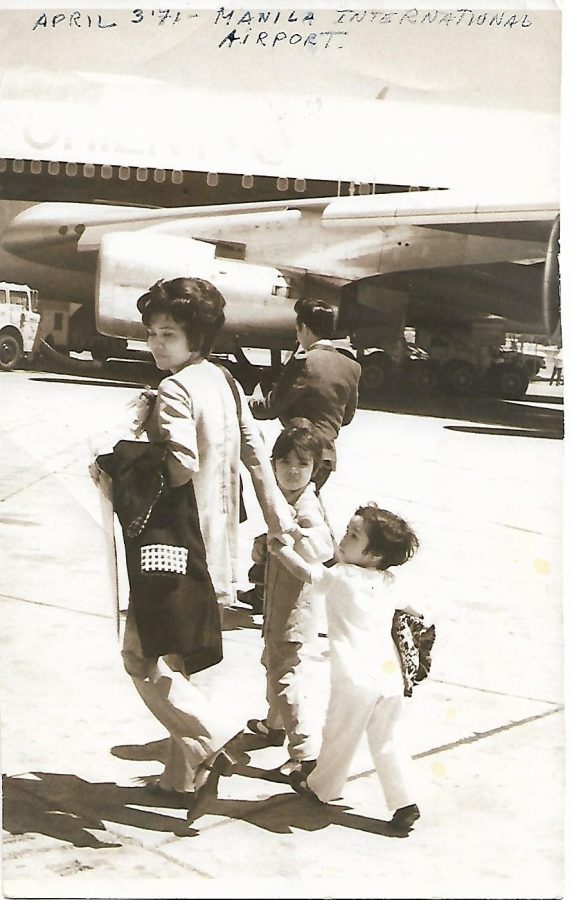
[250,344,361,470]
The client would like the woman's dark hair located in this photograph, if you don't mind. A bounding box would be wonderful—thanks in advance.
[272,417,324,476]
[355,502,419,569]
[137,277,226,357]
[294,298,336,340]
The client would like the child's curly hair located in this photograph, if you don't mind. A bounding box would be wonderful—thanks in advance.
[355,502,419,569]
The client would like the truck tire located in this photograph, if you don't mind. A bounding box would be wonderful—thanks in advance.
[360,352,390,396]
[441,360,477,395]
[491,364,529,400]
[0,332,22,371]
[410,361,439,394]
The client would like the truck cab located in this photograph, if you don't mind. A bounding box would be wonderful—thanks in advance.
[0,282,41,371]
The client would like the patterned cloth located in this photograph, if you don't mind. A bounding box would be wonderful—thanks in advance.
[391,610,436,697]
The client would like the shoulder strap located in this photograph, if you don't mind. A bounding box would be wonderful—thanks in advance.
[216,364,247,523]
[217,364,242,420]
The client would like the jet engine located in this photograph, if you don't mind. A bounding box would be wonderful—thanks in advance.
[96,232,295,352]
[542,215,560,344]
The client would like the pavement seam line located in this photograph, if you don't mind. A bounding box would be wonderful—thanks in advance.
[430,677,563,706]
[0,593,115,620]
[407,704,564,762]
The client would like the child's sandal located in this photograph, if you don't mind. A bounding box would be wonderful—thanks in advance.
[246,718,286,746]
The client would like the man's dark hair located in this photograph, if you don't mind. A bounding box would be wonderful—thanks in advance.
[138,277,226,357]
[294,298,336,340]
[272,417,324,476]
[355,502,419,569]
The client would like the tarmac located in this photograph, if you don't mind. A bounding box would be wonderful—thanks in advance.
[0,363,566,899]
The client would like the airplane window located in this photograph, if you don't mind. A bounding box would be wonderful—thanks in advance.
[65,162,77,177]
[118,166,130,181]
[294,178,306,192]
[58,226,68,235]
[242,175,254,189]
[277,177,289,191]
[48,161,60,176]
[358,182,370,195]
[101,165,113,180]
[83,164,95,178]
[31,160,43,175]
[207,172,219,187]
[13,160,24,174]
[171,170,183,184]
[0,159,6,173]
[154,169,166,183]
[137,167,148,182]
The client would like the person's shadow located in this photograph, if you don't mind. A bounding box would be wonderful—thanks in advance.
[3,752,407,849]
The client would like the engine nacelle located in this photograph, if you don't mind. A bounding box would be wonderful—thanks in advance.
[543,215,560,344]
[95,232,296,351]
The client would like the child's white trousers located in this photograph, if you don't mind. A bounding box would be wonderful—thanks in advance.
[307,678,416,812]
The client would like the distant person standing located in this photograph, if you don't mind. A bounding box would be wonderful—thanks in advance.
[550,347,564,386]
[249,298,362,491]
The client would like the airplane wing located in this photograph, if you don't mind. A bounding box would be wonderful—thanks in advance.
[0,190,560,351]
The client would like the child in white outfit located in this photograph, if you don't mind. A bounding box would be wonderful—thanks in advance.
[247,419,333,774]
[270,502,424,832]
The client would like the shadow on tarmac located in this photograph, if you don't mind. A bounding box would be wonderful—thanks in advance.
[30,376,150,390]
[28,359,563,440]
[2,768,409,849]
[221,606,261,632]
[111,738,170,763]
[360,385,564,439]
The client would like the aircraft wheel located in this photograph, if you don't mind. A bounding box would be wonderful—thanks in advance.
[442,360,477,395]
[491,365,529,400]
[0,332,23,371]
[360,353,390,396]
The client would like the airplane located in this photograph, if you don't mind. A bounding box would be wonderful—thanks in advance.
[0,184,560,399]
[0,7,561,396]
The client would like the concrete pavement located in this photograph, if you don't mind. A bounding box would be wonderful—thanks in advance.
[0,366,565,898]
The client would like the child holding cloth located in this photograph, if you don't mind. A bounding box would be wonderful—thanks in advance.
[269,502,427,833]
